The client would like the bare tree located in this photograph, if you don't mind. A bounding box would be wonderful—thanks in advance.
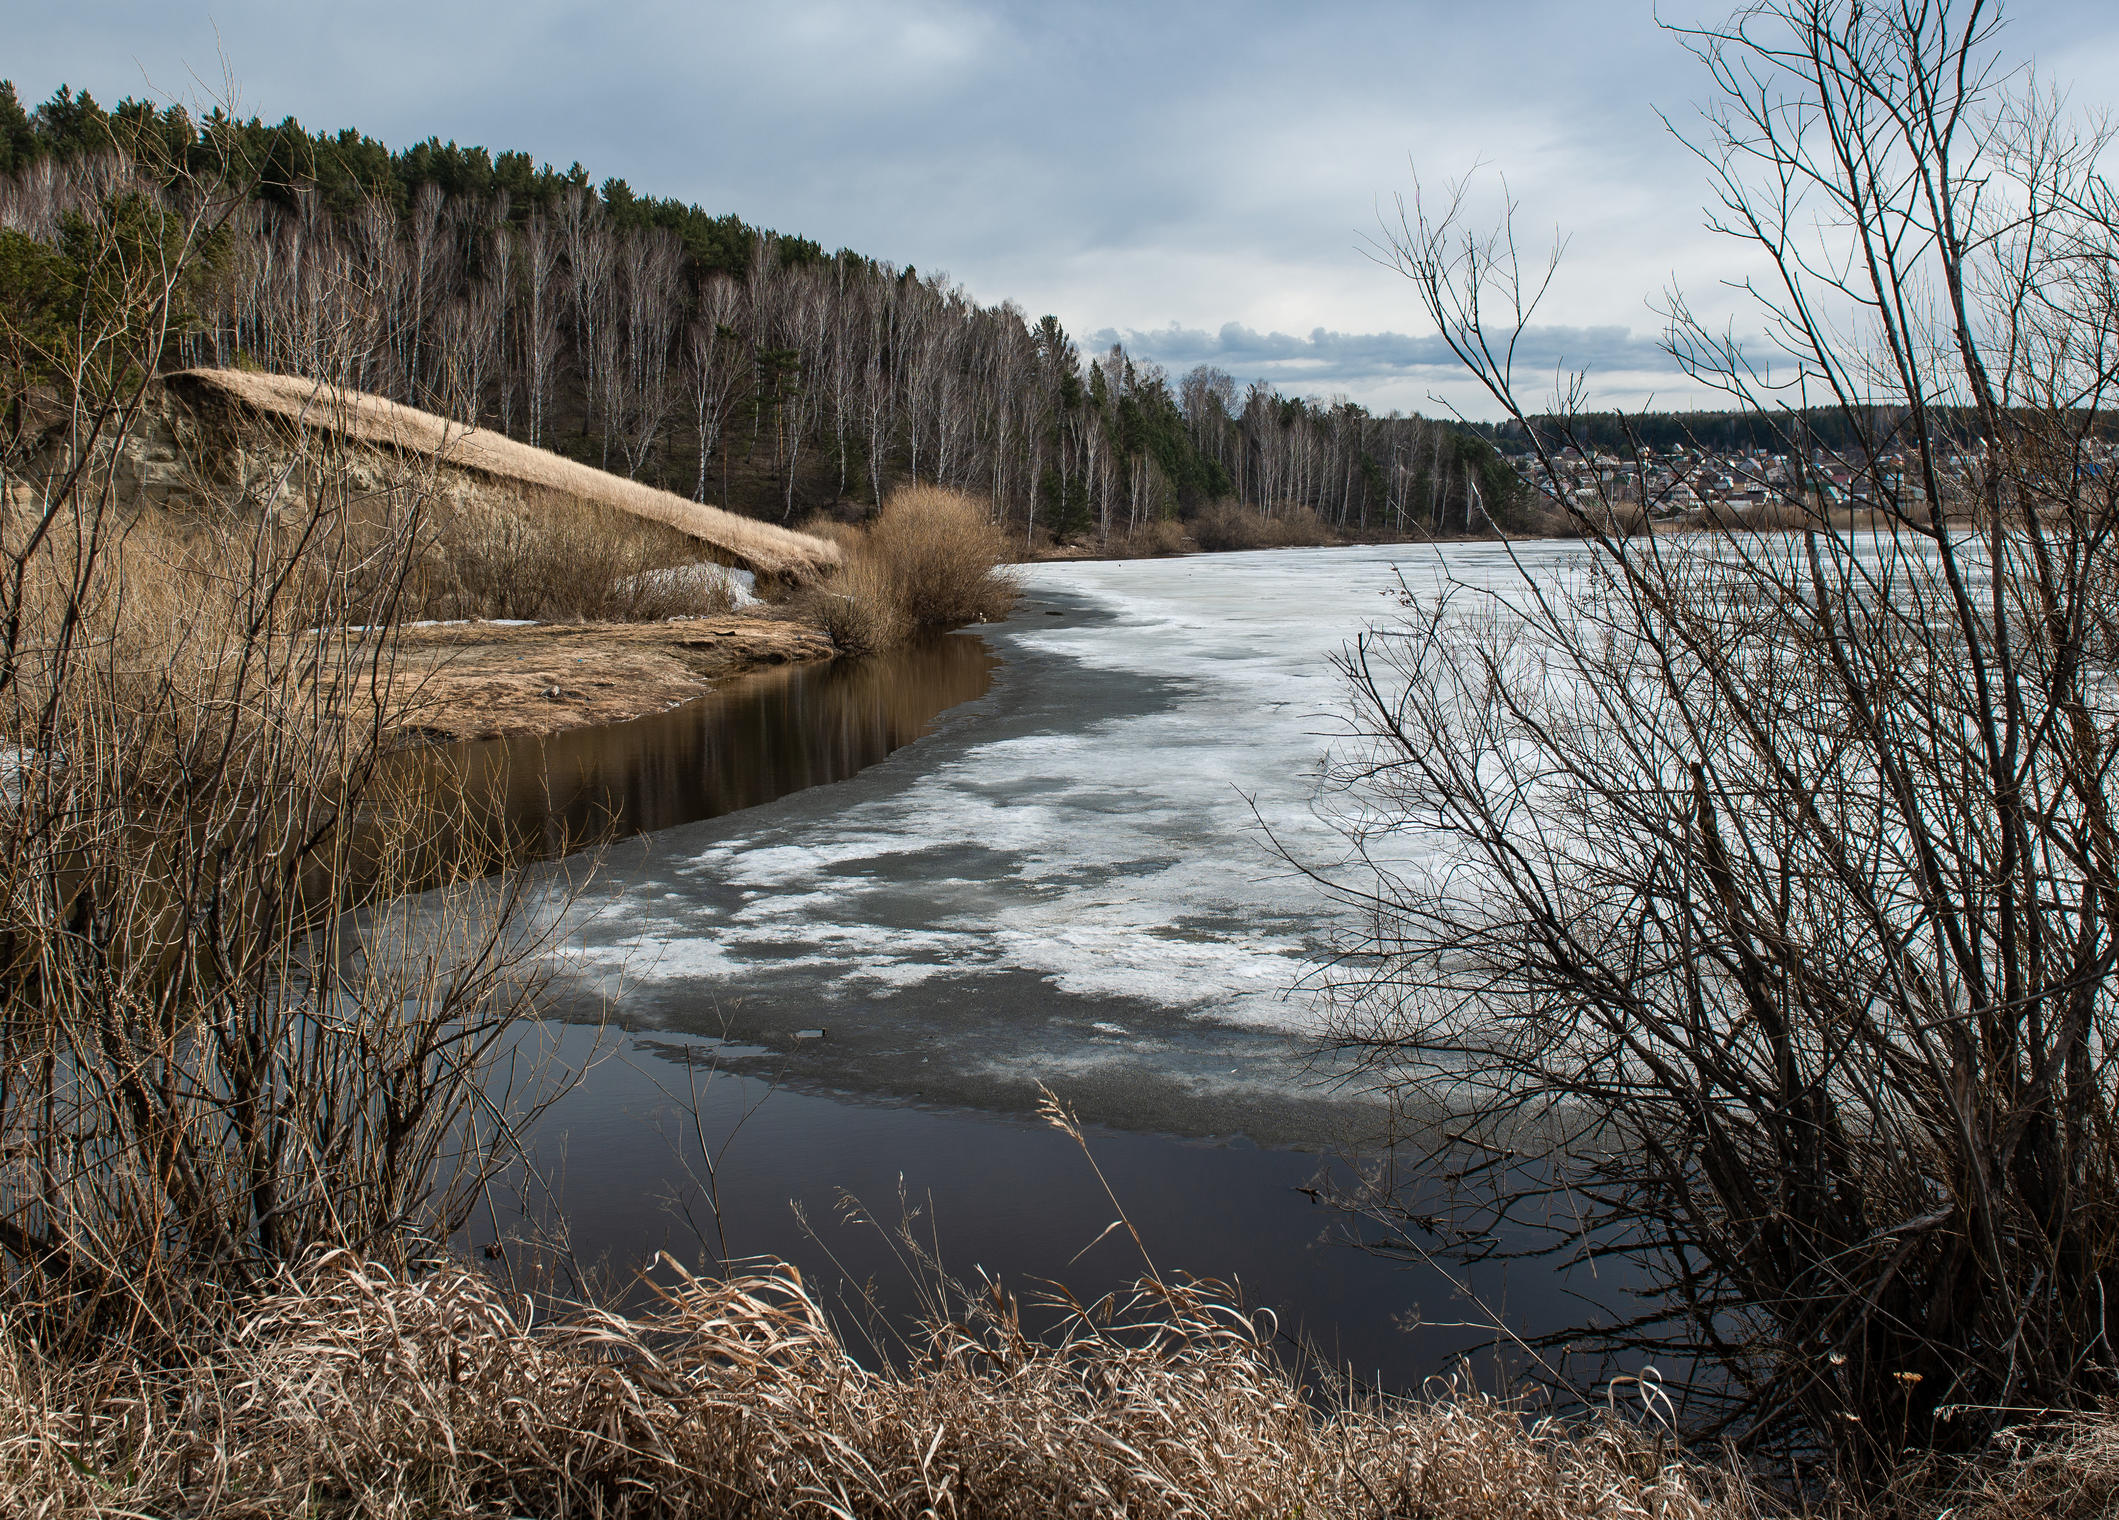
[436,277,501,425]
[560,187,615,458]
[1180,364,1236,478]
[684,275,743,503]
[487,192,517,436]
[518,213,563,448]
[825,269,865,503]
[401,181,450,406]
[1325,0,2119,1484]
[772,266,836,518]
[612,226,683,479]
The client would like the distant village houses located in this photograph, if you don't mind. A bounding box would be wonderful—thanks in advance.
[1500,433,2095,524]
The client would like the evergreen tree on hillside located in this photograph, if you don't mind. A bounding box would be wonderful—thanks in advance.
[0,78,1518,541]
[0,84,34,176]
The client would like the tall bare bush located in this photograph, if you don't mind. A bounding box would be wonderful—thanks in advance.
[1326,0,2119,1484]
[866,483,1019,631]
[798,485,1017,654]
[0,133,565,1348]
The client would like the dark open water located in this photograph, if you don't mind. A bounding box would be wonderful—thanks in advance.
[432,549,1643,1392]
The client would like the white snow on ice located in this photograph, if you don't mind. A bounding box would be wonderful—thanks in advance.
[563,541,1587,1033]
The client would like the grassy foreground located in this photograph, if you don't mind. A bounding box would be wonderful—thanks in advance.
[0,1251,1727,1519]
[7,1249,2112,1518]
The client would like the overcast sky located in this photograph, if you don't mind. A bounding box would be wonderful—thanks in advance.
[15,1,2119,417]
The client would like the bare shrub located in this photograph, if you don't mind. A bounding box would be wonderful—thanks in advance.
[1567,498,1651,535]
[792,485,1016,653]
[1189,500,1330,551]
[0,146,568,1351]
[866,483,1019,631]
[1186,500,1254,552]
[1339,0,2119,1486]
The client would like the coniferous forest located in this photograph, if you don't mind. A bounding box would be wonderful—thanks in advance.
[0,81,1528,542]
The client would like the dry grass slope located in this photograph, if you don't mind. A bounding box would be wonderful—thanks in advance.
[169,369,843,581]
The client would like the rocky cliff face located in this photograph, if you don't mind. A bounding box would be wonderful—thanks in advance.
[12,376,495,526]
[103,386,212,510]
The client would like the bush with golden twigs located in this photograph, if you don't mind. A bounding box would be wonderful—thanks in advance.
[798,486,1017,655]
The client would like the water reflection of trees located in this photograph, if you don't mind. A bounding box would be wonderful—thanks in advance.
[399,635,996,872]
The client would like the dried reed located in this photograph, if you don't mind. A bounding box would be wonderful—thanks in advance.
[796,486,1018,655]
[408,483,739,623]
[0,1247,1749,1519]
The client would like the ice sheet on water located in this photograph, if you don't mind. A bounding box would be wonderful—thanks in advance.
[564,542,1589,1035]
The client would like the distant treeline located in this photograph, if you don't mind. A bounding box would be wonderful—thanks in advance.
[0,82,1529,539]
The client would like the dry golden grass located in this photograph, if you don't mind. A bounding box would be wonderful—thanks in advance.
[0,494,337,757]
[413,483,739,623]
[1920,1414,2119,1519]
[0,1249,1749,1520]
[794,486,1018,654]
[804,549,909,655]
[169,368,843,581]
[1188,501,1331,551]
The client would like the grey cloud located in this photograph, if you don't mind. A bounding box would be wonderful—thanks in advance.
[1089,322,1684,399]
[13,0,2119,419]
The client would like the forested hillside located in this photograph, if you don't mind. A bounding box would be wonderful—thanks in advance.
[0,82,1524,541]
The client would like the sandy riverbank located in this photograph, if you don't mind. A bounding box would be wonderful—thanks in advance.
[389,612,837,743]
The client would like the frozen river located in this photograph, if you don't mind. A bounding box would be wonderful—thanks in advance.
[484,540,1616,1384]
[541,540,1585,1143]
